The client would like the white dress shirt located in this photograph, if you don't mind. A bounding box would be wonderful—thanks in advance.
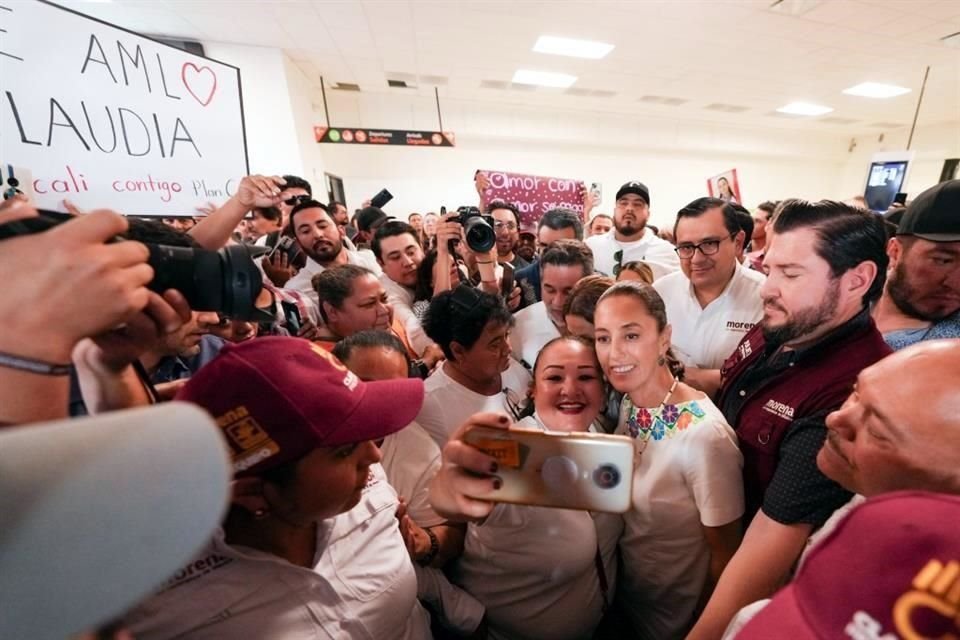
[654,262,765,369]
[509,301,562,371]
[125,464,431,640]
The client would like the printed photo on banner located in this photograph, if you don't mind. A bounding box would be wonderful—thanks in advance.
[0,0,248,216]
[476,169,585,227]
[706,169,742,205]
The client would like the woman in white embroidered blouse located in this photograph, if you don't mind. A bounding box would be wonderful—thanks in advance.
[593,281,745,640]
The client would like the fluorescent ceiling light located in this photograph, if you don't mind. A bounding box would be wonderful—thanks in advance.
[533,36,614,59]
[512,69,577,88]
[842,82,911,98]
[776,101,834,116]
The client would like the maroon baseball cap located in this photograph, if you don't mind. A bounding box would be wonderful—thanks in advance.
[176,337,424,476]
[519,222,537,237]
[736,491,960,640]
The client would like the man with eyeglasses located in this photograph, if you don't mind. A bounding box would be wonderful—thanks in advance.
[585,181,679,279]
[488,201,530,270]
[654,197,765,397]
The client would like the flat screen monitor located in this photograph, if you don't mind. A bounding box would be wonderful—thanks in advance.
[864,161,908,212]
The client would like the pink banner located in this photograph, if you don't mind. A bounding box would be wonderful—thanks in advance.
[477,169,585,227]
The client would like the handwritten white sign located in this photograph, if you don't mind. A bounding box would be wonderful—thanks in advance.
[0,0,248,215]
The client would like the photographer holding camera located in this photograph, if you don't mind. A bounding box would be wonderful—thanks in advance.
[0,200,187,425]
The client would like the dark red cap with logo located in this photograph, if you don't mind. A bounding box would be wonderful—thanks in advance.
[736,491,960,640]
[176,336,424,476]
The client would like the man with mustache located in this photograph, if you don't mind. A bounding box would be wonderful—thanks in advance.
[585,181,679,279]
[871,180,960,349]
[284,200,381,322]
[724,339,960,638]
[688,200,892,640]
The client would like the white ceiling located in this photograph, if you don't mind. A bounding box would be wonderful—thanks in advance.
[62,0,960,134]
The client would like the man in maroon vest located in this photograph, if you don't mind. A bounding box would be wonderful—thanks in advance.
[688,200,892,639]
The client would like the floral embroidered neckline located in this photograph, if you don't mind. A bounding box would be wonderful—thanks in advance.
[624,398,708,442]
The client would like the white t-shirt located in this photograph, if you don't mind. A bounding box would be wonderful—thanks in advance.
[516,414,625,606]
[417,360,532,447]
[451,502,605,640]
[379,421,444,528]
[654,262,765,369]
[285,250,382,322]
[381,275,434,357]
[509,301,562,371]
[125,465,430,640]
[585,228,680,279]
[615,395,744,640]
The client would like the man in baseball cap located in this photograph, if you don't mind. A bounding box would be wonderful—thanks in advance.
[872,179,960,350]
[124,337,434,639]
[517,222,537,263]
[585,180,679,278]
[735,491,960,640]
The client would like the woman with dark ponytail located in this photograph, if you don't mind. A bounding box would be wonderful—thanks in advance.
[593,281,744,639]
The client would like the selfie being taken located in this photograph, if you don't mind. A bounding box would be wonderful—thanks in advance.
[2,1,960,639]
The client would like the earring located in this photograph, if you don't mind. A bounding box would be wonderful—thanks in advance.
[253,508,269,520]
[657,355,666,366]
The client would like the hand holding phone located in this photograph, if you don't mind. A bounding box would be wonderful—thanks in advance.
[462,425,634,513]
[499,262,515,299]
[266,235,295,260]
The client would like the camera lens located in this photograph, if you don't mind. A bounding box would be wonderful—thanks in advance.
[463,217,496,253]
[592,464,621,489]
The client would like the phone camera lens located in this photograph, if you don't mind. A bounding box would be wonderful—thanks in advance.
[593,464,620,489]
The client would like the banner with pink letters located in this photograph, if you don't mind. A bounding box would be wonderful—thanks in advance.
[477,169,585,227]
[0,0,248,215]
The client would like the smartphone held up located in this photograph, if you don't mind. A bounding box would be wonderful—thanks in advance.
[463,426,635,513]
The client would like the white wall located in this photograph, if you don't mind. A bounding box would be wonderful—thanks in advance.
[318,92,856,227]
[283,57,327,192]
[202,42,325,188]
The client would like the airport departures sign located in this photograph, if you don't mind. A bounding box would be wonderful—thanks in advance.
[314,126,455,147]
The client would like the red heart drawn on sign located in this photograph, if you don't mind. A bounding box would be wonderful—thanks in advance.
[181,63,217,107]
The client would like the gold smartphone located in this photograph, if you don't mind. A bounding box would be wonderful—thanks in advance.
[463,426,634,513]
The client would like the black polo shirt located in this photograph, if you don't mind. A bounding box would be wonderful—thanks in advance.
[718,308,891,527]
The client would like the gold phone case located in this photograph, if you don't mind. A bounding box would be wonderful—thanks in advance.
[463,426,634,513]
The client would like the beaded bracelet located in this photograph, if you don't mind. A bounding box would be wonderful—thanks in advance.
[417,527,441,566]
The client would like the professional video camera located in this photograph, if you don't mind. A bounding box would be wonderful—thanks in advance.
[0,210,272,321]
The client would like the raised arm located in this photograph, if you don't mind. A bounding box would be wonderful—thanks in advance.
[189,175,285,249]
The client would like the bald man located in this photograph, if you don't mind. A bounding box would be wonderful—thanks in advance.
[720,339,960,638]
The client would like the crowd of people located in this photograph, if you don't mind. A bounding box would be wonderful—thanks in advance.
[2,171,959,640]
